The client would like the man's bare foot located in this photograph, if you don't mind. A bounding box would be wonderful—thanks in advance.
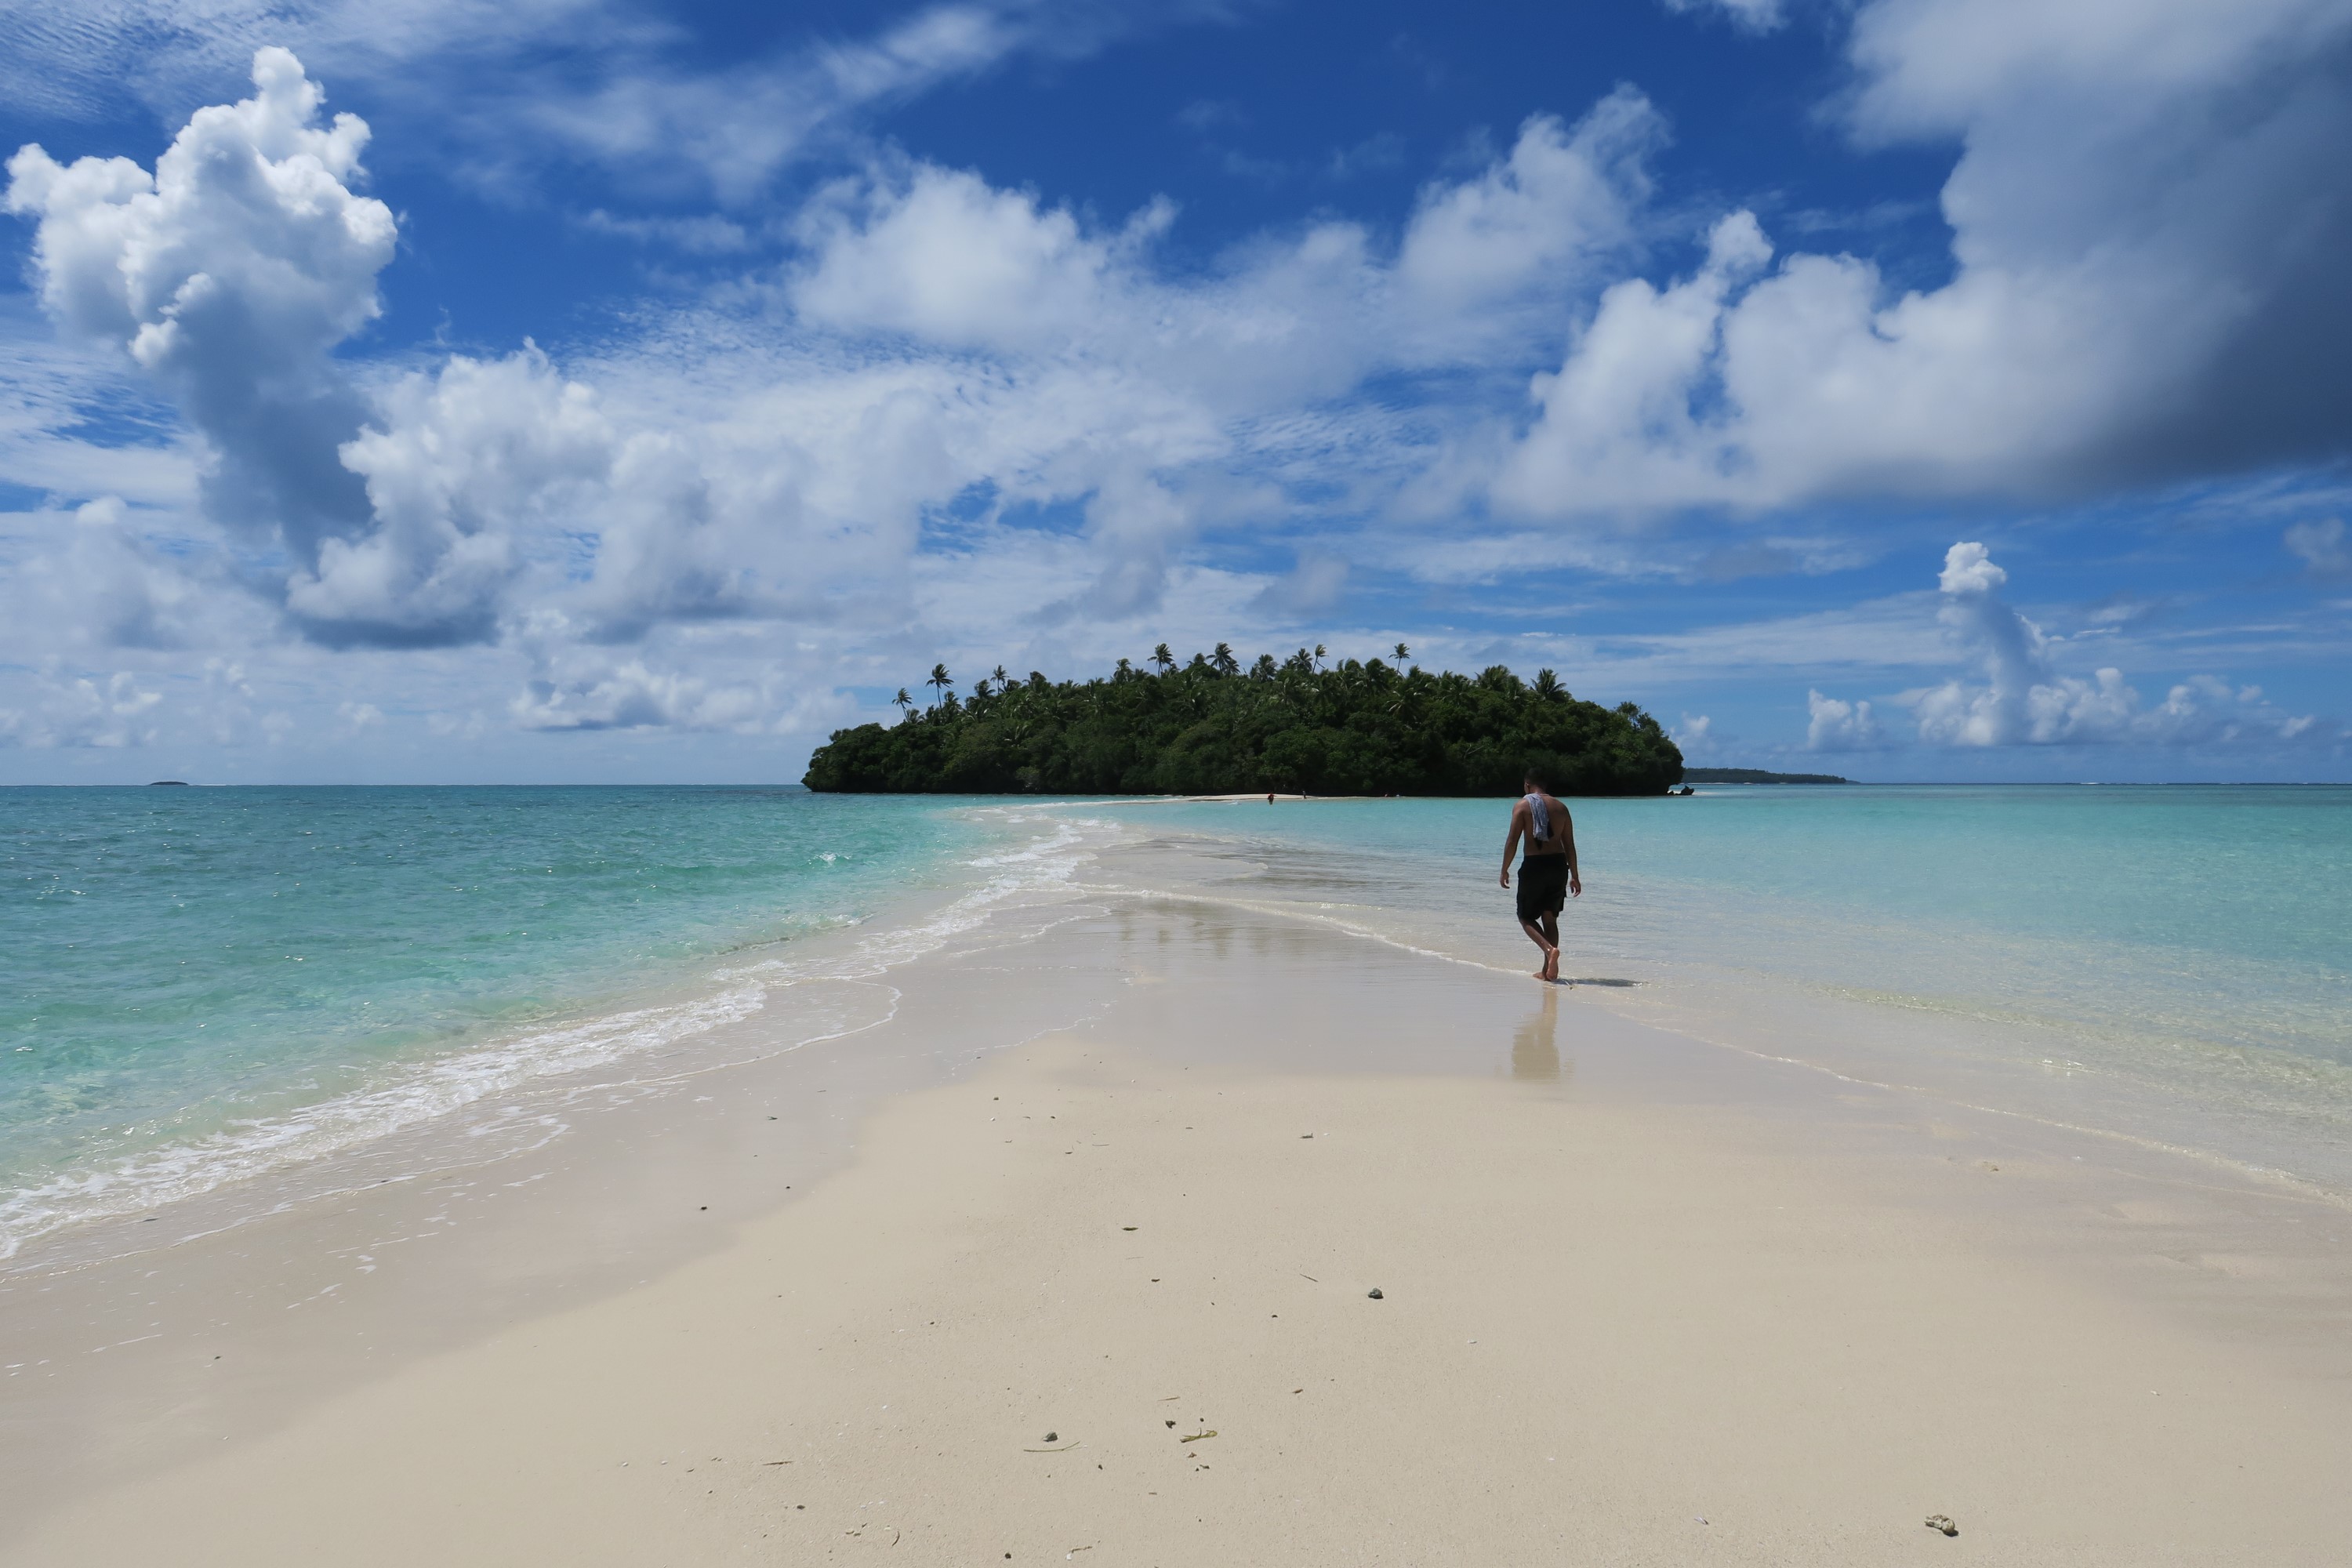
[1543,946,1560,982]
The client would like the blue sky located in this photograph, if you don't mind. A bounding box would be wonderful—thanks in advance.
[1,0,2347,782]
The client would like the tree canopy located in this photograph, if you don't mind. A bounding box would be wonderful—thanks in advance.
[802,650,1683,796]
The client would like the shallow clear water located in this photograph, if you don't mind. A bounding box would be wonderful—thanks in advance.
[6,782,2349,1257]
[1087,785,2352,1190]
[0,786,1027,1255]
[1117,786,2352,1060]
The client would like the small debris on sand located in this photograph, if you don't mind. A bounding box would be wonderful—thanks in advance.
[1925,1514,1960,1537]
[1367,1287,1383,1299]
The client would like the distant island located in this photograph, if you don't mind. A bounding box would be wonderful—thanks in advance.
[804,646,1683,796]
[1681,768,1851,785]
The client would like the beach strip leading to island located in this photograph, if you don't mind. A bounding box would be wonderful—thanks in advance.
[5,833,2349,1565]
[1076,786,2352,1200]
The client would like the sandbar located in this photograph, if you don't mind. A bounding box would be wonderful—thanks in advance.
[5,898,2348,1565]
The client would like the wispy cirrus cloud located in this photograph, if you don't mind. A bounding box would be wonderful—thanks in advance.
[510,1,1222,203]
[0,0,622,121]
[2286,517,2351,582]
[0,0,1225,201]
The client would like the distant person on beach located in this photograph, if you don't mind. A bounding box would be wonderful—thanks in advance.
[1501,770,1580,982]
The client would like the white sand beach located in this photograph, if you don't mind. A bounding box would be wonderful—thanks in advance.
[5,893,2350,1566]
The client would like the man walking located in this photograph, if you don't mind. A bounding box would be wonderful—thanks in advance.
[1500,769,1580,982]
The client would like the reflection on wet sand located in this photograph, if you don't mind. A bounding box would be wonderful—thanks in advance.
[1512,989,1566,1082]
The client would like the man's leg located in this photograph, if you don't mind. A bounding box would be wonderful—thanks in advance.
[1519,916,1556,979]
[1540,911,1560,981]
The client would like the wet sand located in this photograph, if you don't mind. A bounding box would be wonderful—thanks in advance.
[5,899,2350,1564]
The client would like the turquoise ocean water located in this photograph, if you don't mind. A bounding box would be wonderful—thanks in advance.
[0,787,1037,1258]
[1124,785,2351,1069]
[5,783,2348,1258]
[1109,784,2352,1191]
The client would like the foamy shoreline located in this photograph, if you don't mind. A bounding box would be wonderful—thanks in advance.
[0,808,1111,1269]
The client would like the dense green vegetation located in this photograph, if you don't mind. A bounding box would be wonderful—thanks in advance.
[803,644,1683,796]
[1682,767,1851,784]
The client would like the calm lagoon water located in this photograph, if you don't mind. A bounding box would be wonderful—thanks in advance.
[1107,784,2352,1191]
[5,782,2347,1257]
[0,786,1037,1257]
[1122,785,2352,1066]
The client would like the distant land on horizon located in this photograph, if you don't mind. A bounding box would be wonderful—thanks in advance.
[1682,768,1853,785]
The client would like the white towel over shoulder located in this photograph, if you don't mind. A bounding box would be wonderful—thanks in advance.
[1523,792,1552,847]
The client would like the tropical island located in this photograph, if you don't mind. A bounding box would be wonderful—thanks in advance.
[803,644,1684,796]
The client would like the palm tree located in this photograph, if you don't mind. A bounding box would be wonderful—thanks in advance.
[1151,643,1175,673]
[1533,668,1563,700]
[1393,642,1410,664]
[1312,643,1327,672]
[927,663,953,706]
[992,665,1008,687]
[891,687,913,720]
[1210,642,1239,676]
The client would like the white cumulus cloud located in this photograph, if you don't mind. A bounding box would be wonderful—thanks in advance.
[1806,690,1885,752]
[1499,0,2352,517]
[298,350,614,646]
[6,47,394,574]
[9,495,211,650]
[1672,712,1716,757]
[1395,92,1661,321]
[793,163,1139,352]
[1893,542,2325,748]
[0,662,165,749]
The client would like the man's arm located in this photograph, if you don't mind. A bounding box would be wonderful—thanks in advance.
[1559,804,1582,898]
[1499,802,1526,887]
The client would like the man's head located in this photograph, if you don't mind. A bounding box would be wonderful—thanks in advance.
[1523,767,1551,794]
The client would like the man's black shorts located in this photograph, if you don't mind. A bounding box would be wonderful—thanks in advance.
[1516,856,1569,923]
